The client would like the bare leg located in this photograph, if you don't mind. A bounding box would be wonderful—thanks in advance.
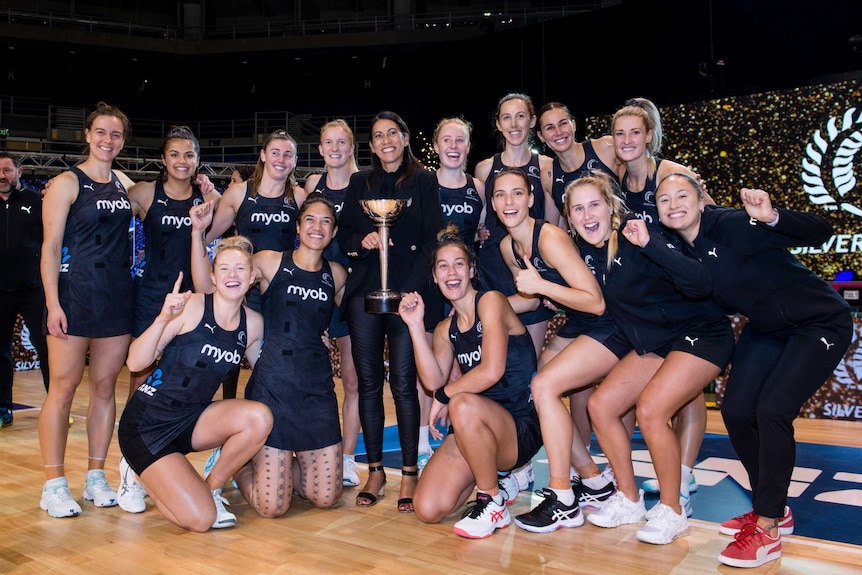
[589,352,662,501]
[676,393,707,470]
[636,353,719,515]
[336,335,360,458]
[526,320,550,361]
[39,334,88,480]
[533,335,617,488]
[141,397,272,531]
[84,335,131,471]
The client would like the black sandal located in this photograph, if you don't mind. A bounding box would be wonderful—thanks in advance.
[398,469,418,513]
[355,465,386,507]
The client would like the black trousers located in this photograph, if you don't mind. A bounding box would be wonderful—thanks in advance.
[345,295,419,468]
[721,312,852,519]
[0,287,50,407]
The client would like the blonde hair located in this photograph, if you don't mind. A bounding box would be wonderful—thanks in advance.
[320,119,359,173]
[612,97,663,180]
[565,171,627,271]
[213,235,254,266]
[433,117,473,171]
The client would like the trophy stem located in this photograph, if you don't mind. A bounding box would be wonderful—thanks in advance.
[379,223,390,292]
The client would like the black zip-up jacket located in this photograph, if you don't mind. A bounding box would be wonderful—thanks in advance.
[0,184,43,291]
[578,217,726,354]
[682,204,849,333]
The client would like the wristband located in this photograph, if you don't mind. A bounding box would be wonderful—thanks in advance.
[434,386,450,404]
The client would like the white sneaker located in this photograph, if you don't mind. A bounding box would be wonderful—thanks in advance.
[82,470,118,507]
[343,454,360,487]
[453,492,510,539]
[211,488,237,529]
[642,473,699,494]
[118,457,147,513]
[636,503,691,544]
[40,478,82,518]
[586,489,646,528]
[498,473,519,505]
[646,494,692,521]
[511,462,534,492]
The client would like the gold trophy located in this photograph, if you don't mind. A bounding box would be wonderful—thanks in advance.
[359,198,409,314]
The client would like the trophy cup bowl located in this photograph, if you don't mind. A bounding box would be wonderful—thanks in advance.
[359,198,408,314]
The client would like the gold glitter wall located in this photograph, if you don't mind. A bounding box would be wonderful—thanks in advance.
[586,79,862,281]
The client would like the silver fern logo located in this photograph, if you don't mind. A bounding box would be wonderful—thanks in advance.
[831,320,862,393]
[20,322,36,352]
[802,107,862,216]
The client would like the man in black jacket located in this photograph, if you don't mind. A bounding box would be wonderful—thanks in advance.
[0,151,49,427]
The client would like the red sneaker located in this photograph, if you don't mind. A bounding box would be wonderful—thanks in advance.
[718,523,782,568]
[719,506,794,535]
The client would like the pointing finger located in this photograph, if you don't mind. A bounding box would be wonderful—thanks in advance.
[172,272,184,294]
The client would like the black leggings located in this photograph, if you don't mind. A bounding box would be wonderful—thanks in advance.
[345,296,418,468]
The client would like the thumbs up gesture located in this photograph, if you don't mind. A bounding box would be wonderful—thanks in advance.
[514,253,544,295]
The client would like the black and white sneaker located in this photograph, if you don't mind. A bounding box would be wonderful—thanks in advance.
[514,488,584,533]
[573,476,616,510]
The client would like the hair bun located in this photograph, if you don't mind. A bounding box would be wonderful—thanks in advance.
[436,223,460,243]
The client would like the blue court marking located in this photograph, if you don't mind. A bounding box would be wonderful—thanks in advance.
[357,427,862,545]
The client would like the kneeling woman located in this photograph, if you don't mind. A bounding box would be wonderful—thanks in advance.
[398,225,542,539]
[191,193,347,517]
[118,238,271,532]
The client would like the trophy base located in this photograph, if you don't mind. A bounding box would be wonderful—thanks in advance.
[365,290,402,314]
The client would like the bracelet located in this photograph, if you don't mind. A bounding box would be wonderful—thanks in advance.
[434,386,450,404]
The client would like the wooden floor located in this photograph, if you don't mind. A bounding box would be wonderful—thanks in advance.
[3,367,862,575]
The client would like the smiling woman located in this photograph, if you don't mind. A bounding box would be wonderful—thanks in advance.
[125,126,216,400]
[37,102,139,520]
[337,111,443,513]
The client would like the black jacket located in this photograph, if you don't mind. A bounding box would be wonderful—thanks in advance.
[339,166,442,318]
[0,184,43,291]
[683,204,849,333]
[579,217,726,354]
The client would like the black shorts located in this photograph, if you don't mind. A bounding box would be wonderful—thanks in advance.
[599,327,635,360]
[653,317,735,372]
[327,310,350,339]
[120,416,200,476]
[512,409,543,470]
[555,312,615,340]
